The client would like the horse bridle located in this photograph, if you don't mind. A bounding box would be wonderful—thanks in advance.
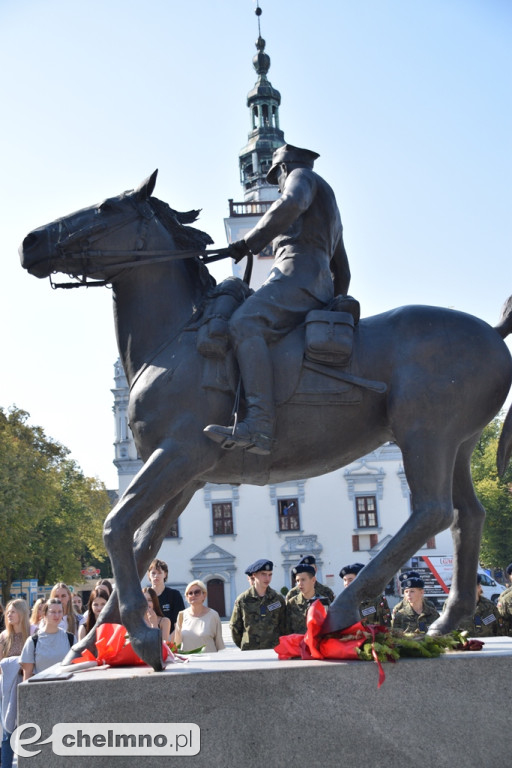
[50,195,243,288]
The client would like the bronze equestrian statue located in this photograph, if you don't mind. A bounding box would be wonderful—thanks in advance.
[19,164,512,671]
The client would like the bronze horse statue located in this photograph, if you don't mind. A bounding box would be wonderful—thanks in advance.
[20,171,512,670]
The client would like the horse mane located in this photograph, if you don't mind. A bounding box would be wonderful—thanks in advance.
[149,196,216,292]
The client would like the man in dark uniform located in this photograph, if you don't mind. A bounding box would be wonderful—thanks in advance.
[340,562,391,627]
[230,559,286,650]
[147,558,185,631]
[286,563,331,634]
[204,143,350,455]
[286,555,335,603]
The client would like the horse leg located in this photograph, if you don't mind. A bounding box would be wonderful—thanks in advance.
[428,437,484,634]
[62,488,198,665]
[103,442,208,670]
[323,436,456,633]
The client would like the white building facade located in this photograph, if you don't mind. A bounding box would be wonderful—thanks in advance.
[110,27,452,617]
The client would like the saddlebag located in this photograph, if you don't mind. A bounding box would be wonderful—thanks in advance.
[305,310,355,366]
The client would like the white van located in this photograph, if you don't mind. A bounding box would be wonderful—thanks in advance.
[477,570,505,604]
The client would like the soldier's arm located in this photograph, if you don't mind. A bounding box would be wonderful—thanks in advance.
[244,170,316,255]
[331,235,350,296]
[229,600,243,649]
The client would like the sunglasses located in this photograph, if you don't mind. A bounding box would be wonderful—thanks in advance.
[187,589,203,596]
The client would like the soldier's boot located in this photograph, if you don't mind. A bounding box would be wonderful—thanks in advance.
[204,336,274,455]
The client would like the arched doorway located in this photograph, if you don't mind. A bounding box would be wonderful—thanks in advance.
[207,579,226,617]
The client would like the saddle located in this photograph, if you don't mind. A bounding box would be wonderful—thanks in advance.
[195,277,385,405]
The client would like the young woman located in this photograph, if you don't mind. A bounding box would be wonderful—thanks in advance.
[50,583,79,636]
[143,587,171,642]
[78,587,110,640]
[0,599,31,660]
[20,599,74,680]
[170,581,225,653]
[29,598,46,633]
[0,599,31,768]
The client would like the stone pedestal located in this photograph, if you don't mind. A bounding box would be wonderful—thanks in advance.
[17,636,512,767]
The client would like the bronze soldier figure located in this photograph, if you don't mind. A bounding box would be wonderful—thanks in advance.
[204,143,350,455]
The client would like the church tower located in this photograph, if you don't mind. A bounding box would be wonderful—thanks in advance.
[224,2,286,286]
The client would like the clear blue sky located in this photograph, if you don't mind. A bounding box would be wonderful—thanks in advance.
[1,0,510,488]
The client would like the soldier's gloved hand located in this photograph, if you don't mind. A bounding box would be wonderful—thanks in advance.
[228,240,251,263]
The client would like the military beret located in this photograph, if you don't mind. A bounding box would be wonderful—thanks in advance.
[293,564,315,576]
[339,562,364,578]
[245,559,273,575]
[402,576,424,589]
[399,570,421,582]
[298,555,316,566]
[506,563,512,576]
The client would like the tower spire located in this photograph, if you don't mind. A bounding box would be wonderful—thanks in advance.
[238,2,285,202]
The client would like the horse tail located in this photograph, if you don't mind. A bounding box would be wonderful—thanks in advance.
[497,407,512,477]
[496,295,512,476]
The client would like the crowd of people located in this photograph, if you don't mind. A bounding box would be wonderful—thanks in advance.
[0,558,511,765]
[229,556,512,651]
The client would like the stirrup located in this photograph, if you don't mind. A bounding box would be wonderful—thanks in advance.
[203,423,273,455]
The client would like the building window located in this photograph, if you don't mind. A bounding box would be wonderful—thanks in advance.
[212,502,234,535]
[356,496,378,528]
[277,498,300,531]
[165,521,179,538]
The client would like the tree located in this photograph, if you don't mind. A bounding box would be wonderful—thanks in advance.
[0,406,111,603]
[471,415,512,572]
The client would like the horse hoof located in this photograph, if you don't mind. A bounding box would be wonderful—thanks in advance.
[427,616,452,636]
[130,626,164,672]
[321,605,360,634]
[62,643,97,666]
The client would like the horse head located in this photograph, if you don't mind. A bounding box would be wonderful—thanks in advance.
[19,170,213,287]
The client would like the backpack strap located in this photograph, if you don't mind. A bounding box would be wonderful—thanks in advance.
[32,630,74,650]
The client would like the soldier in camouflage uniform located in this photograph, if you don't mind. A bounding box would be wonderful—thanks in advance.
[497,562,512,636]
[444,574,502,637]
[392,570,438,620]
[391,574,439,632]
[286,555,335,604]
[230,559,286,650]
[339,563,391,627]
[286,564,332,634]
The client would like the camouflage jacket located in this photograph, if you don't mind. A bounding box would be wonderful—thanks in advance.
[286,592,332,635]
[286,581,335,604]
[497,585,512,636]
[230,586,287,650]
[359,595,391,627]
[391,600,440,633]
[454,595,502,637]
[392,596,438,618]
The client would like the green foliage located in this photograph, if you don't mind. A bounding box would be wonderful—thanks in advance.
[471,415,512,571]
[0,406,111,603]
